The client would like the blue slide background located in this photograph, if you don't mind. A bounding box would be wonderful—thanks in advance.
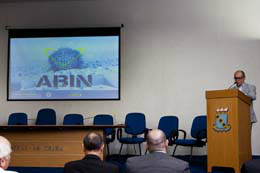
[9,36,119,100]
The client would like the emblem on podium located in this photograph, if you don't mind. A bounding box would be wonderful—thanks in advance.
[213,107,231,132]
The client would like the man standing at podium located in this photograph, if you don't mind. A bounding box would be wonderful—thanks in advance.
[232,70,257,125]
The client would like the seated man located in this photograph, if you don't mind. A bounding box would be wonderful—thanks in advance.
[126,129,190,173]
[0,136,18,173]
[64,132,119,173]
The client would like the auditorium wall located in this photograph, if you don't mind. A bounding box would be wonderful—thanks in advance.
[0,0,260,155]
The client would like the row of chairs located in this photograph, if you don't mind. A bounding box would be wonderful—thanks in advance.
[7,109,207,159]
[116,113,207,161]
[8,108,94,125]
[8,108,115,155]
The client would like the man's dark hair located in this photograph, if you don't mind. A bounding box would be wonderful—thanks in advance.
[83,132,103,151]
[235,70,246,77]
[240,70,245,77]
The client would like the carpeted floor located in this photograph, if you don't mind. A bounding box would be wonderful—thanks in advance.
[8,155,260,173]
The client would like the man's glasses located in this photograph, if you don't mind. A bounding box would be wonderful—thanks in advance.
[234,77,244,80]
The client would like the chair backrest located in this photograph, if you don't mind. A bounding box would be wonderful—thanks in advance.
[8,112,28,125]
[93,114,113,135]
[36,108,56,125]
[191,115,207,139]
[63,114,84,125]
[158,116,179,139]
[125,112,146,135]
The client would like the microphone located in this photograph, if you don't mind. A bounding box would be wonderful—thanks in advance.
[228,82,236,89]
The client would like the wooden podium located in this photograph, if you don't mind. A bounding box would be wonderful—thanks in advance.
[0,125,124,167]
[206,89,252,173]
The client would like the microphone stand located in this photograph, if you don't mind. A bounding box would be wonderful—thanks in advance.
[228,82,236,89]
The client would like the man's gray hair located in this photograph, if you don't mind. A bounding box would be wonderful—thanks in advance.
[0,143,12,160]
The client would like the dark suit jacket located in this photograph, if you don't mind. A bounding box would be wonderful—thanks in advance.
[126,152,190,173]
[64,154,119,173]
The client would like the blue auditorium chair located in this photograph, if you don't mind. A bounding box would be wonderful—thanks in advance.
[117,112,147,155]
[93,114,115,155]
[63,114,84,125]
[8,112,28,125]
[36,108,56,125]
[172,115,207,161]
[158,115,180,146]
[144,115,179,154]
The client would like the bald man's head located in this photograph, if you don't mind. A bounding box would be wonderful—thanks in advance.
[146,129,168,152]
[83,132,103,151]
[0,136,12,170]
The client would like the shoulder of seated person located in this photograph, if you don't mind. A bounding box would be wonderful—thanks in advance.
[127,152,165,162]
[127,155,145,162]
[64,159,83,166]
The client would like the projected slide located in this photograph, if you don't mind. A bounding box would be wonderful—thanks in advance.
[9,36,119,100]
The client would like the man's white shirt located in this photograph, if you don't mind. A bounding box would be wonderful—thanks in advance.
[239,86,243,92]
